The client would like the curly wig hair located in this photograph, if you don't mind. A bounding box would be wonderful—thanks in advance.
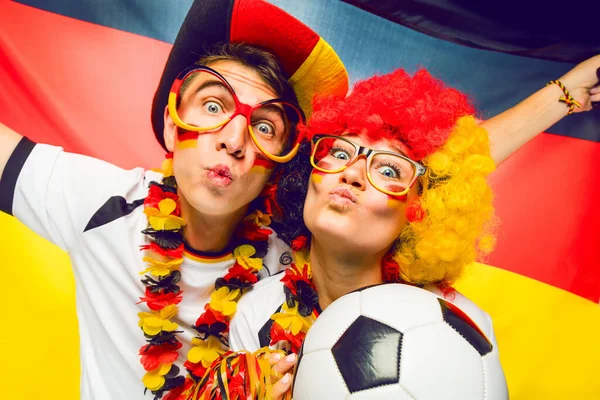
[274,68,496,287]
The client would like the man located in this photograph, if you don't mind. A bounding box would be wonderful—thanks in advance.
[0,0,598,398]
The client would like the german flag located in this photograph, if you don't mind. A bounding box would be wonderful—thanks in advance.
[1,1,598,399]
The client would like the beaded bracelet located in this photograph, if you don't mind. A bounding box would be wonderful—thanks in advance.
[546,80,581,115]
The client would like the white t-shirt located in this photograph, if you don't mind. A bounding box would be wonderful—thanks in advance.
[0,138,290,400]
[230,273,500,353]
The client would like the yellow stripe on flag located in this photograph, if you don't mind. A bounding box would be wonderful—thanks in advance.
[0,213,80,399]
[456,262,600,399]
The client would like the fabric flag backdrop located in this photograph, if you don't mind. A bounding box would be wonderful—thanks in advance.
[0,0,598,399]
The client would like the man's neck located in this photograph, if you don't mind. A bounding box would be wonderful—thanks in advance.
[309,238,385,310]
[179,194,248,253]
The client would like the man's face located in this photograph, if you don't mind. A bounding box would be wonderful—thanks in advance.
[163,60,279,217]
[304,134,419,256]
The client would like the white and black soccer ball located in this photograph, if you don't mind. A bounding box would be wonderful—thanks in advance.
[292,284,508,400]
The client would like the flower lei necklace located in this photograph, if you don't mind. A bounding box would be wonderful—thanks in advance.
[267,246,407,354]
[136,153,278,400]
[185,248,317,400]
[179,247,410,399]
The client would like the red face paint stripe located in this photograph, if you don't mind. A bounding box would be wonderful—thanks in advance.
[178,131,200,142]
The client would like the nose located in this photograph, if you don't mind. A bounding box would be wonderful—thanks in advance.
[339,155,367,190]
[216,114,248,158]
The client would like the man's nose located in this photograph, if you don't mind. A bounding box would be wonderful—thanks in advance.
[216,114,248,158]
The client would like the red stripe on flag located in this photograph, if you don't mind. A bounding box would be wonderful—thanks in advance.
[489,133,600,302]
[0,2,170,169]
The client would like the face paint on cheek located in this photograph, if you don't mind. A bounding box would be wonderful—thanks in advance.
[176,131,200,149]
[311,169,325,184]
[250,154,276,175]
[385,185,408,208]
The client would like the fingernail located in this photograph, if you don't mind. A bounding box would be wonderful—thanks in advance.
[272,353,282,361]
[282,373,290,384]
[286,353,296,363]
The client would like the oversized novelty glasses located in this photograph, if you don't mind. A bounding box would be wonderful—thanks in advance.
[168,65,305,162]
[310,135,427,196]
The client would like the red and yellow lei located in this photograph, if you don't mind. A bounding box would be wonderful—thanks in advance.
[136,154,277,399]
[177,246,408,398]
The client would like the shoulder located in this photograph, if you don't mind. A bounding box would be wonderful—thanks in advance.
[260,230,292,277]
[230,272,287,351]
[238,272,286,314]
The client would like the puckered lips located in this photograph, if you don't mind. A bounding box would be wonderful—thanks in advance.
[206,164,234,188]
[328,186,357,207]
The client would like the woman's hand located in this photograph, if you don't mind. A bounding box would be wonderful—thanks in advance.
[559,54,600,112]
[268,352,297,400]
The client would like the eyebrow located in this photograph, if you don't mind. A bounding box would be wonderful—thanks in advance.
[192,79,232,97]
[257,103,285,120]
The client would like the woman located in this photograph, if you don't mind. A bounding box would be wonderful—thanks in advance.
[224,67,501,398]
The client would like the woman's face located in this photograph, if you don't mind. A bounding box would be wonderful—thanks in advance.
[304,134,419,255]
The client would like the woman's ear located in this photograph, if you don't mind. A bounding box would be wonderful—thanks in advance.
[163,105,176,152]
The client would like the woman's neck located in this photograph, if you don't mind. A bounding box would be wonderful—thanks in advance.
[179,193,248,253]
[309,238,386,310]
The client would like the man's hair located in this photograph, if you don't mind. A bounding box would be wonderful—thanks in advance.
[179,42,298,105]
[274,69,496,287]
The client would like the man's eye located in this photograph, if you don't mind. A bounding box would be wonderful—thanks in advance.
[254,122,275,136]
[205,101,223,114]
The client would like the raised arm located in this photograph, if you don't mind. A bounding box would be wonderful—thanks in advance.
[483,55,600,165]
[0,123,23,180]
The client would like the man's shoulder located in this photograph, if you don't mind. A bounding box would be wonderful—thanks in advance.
[240,272,286,310]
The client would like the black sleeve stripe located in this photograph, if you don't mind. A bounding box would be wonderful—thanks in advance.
[0,137,36,216]
[84,197,145,232]
[258,304,283,348]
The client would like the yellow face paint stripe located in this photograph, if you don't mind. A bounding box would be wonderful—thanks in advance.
[310,172,323,184]
[176,140,198,150]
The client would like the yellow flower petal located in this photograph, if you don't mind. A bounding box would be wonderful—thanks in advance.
[271,302,312,335]
[161,158,174,177]
[144,207,161,217]
[158,198,177,215]
[187,336,226,367]
[243,257,263,271]
[162,320,179,332]
[160,304,179,319]
[163,215,186,230]
[142,372,165,391]
[187,345,203,364]
[157,363,171,375]
[209,287,240,316]
[142,363,172,391]
[141,257,183,276]
[293,250,311,271]
[235,244,256,259]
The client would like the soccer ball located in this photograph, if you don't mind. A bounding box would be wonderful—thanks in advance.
[292,283,508,399]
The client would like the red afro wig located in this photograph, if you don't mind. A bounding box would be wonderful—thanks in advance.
[306,69,475,160]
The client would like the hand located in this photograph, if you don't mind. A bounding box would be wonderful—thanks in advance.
[269,352,297,400]
[558,54,600,113]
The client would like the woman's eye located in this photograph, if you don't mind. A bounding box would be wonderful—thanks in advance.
[332,150,350,160]
[205,101,223,114]
[377,165,399,178]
